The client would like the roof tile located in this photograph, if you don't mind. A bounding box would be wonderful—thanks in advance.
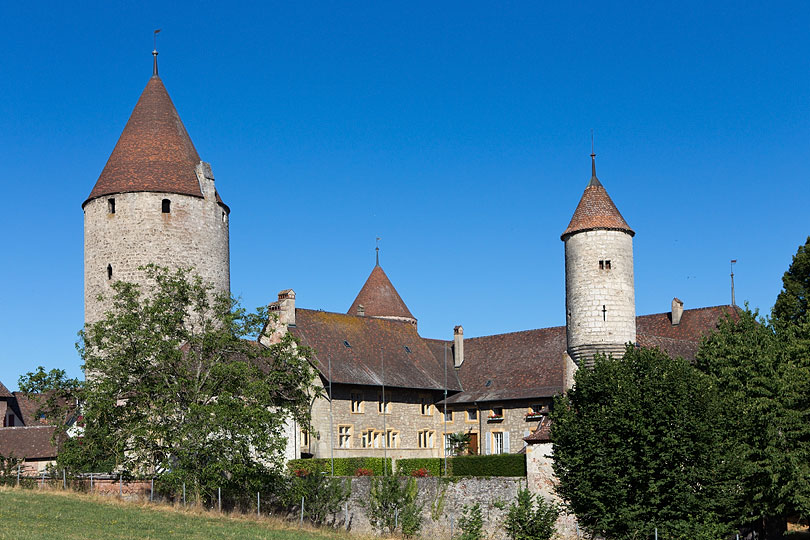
[348,265,415,322]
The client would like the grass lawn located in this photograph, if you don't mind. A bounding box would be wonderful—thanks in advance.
[0,487,350,540]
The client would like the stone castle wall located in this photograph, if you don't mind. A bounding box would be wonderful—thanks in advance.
[83,191,229,325]
[564,229,635,366]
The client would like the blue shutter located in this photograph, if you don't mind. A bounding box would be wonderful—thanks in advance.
[485,432,491,455]
[504,432,511,453]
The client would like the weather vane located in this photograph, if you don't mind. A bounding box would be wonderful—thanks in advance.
[152,29,162,76]
[375,237,381,266]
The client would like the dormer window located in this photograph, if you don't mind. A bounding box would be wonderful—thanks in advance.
[162,199,171,213]
[107,198,115,214]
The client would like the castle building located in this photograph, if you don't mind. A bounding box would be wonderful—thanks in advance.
[83,52,230,326]
[84,54,733,464]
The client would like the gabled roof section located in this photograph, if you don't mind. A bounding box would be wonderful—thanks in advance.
[0,381,12,398]
[0,426,57,460]
[561,155,634,240]
[348,265,416,322]
[443,326,568,404]
[290,309,458,390]
[636,305,737,361]
[85,71,224,207]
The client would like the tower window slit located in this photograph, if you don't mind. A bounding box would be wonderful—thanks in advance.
[107,264,113,280]
[162,199,171,213]
[599,259,612,270]
[108,198,115,214]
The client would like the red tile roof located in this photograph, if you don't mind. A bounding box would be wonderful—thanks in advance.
[561,165,633,240]
[524,416,552,443]
[442,326,568,404]
[348,265,416,322]
[440,306,733,404]
[0,426,57,460]
[11,393,50,426]
[291,309,460,391]
[84,74,225,208]
[0,381,11,398]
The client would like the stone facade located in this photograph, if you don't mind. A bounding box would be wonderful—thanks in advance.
[83,186,229,325]
[564,229,635,367]
[303,386,553,460]
[526,442,578,538]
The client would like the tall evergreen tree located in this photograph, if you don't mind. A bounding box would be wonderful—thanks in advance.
[773,236,810,326]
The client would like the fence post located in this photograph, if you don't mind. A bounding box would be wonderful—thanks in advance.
[119,474,122,497]
[300,496,304,526]
[395,508,398,530]
[655,527,658,540]
[40,470,45,489]
[345,501,348,530]
[16,464,20,487]
[90,473,93,492]
[183,482,186,506]
[257,492,260,517]
[150,478,154,502]
[63,469,66,490]
[218,487,221,512]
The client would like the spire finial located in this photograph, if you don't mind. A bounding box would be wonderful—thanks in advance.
[588,130,602,187]
[375,237,381,266]
[152,29,161,76]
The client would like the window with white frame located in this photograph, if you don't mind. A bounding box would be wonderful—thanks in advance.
[444,409,453,422]
[492,431,504,454]
[467,408,478,422]
[338,425,352,448]
[386,429,400,449]
[361,429,382,448]
[418,430,435,448]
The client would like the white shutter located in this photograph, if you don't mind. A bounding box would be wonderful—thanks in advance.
[485,432,491,455]
[504,432,511,453]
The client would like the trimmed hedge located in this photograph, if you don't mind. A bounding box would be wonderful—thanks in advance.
[396,454,525,477]
[451,454,525,477]
[288,457,393,476]
[396,458,444,477]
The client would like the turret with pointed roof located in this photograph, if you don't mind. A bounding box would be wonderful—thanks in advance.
[562,154,636,369]
[348,252,417,326]
[83,52,230,326]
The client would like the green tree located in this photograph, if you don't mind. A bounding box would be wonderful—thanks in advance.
[75,265,318,503]
[503,488,558,540]
[455,502,484,540]
[697,307,810,539]
[447,431,472,456]
[363,475,424,537]
[552,345,734,540]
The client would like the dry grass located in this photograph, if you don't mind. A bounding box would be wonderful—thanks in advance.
[0,486,375,540]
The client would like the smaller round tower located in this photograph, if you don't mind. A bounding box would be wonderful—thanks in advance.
[562,154,635,367]
[83,52,230,326]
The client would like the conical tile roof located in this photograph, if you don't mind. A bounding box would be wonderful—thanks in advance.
[84,71,222,207]
[348,265,416,322]
[561,155,634,240]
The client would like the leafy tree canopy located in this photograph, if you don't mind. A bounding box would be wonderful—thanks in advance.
[27,265,319,502]
[551,345,735,540]
[696,306,810,538]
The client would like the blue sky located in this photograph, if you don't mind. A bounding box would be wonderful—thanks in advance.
[1,2,808,389]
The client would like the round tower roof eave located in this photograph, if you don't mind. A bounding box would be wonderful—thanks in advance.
[81,190,229,212]
[561,226,636,242]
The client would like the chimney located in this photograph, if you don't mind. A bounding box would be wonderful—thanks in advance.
[453,325,464,368]
[195,161,216,201]
[270,289,296,327]
[357,304,365,317]
[671,297,683,326]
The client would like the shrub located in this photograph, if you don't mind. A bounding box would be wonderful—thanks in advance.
[456,502,485,540]
[287,457,392,476]
[396,457,443,477]
[451,454,525,477]
[411,467,431,477]
[363,475,424,537]
[354,468,373,477]
[281,472,351,525]
[504,488,558,540]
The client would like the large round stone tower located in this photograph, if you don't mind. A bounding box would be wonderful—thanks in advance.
[561,154,635,368]
[83,52,230,326]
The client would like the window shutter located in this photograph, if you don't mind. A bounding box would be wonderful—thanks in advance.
[504,432,511,453]
[485,432,491,455]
